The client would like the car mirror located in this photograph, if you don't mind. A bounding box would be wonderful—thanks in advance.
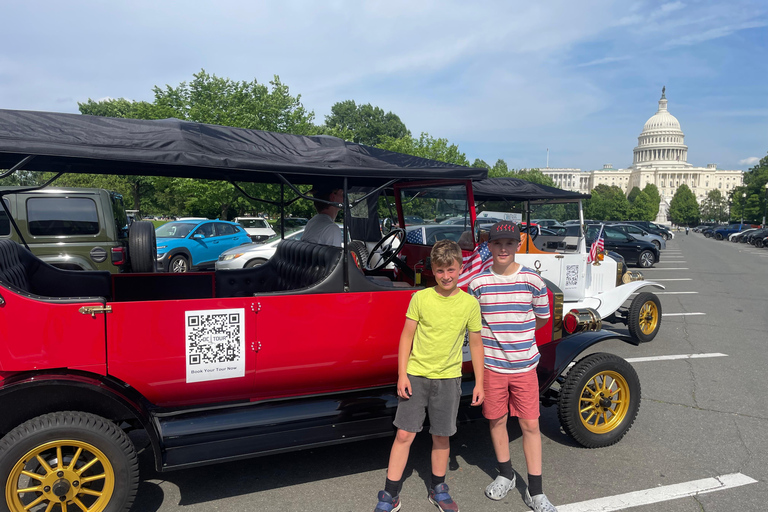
[193,233,205,239]
[642,231,648,236]
[381,218,393,235]
[626,235,636,242]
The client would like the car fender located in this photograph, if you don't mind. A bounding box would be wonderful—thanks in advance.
[38,253,98,271]
[537,329,635,392]
[166,247,193,265]
[563,281,665,319]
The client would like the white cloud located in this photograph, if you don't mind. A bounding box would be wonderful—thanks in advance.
[739,157,760,165]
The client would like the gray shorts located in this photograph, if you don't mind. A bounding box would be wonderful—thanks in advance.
[393,374,462,437]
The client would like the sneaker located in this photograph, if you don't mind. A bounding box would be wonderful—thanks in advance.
[428,482,459,512]
[374,490,401,512]
[524,489,558,512]
[485,474,516,500]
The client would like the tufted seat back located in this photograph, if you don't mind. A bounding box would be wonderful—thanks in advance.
[0,239,30,291]
[215,239,342,297]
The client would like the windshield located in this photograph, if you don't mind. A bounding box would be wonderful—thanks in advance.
[156,222,196,238]
[238,218,269,228]
[398,184,470,245]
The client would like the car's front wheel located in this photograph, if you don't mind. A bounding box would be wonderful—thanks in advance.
[652,240,661,250]
[627,292,661,343]
[169,254,189,273]
[244,258,267,268]
[637,250,655,268]
[0,411,139,512]
[557,353,641,448]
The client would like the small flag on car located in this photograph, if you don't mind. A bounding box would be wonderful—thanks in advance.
[587,224,605,263]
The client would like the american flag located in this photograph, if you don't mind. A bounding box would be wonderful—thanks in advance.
[587,224,605,263]
[406,228,424,245]
[458,241,493,288]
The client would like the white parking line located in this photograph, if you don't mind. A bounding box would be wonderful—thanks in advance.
[656,291,698,294]
[652,278,692,281]
[646,267,689,270]
[557,473,757,512]
[664,312,706,316]
[625,353,727,362]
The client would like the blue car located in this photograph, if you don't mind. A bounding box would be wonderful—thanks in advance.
[156,219,251,272]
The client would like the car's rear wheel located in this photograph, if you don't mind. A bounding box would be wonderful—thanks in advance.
[244,258,267,268]
[715,233,723,240]
[637,250,655,268]
[558,353,641,448]
[627,292,661,343]
[128,221,156,273]
[169,255,189,273]
[0,411,138,512]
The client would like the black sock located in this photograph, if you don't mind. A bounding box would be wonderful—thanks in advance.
[385,478,401,497]
[498,460,514,480]
[431,473,445,489]
[528,474,543,496]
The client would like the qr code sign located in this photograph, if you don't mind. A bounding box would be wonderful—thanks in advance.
[185,308,245,383]
[565,264,579,289]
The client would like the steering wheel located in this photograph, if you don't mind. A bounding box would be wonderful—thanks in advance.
[522,224,539,241]
[365,228,406,272]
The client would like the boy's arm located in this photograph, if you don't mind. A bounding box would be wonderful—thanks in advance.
[535,317,549,330]
[468,330,484,406]
[397,318,418,399]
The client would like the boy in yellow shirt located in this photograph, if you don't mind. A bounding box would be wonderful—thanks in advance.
[373,240,484,512]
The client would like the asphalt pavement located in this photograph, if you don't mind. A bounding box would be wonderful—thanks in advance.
[130,232,768,511]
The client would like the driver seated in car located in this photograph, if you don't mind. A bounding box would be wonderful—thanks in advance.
[303,183,344,247]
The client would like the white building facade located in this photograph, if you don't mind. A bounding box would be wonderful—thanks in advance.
[540,89,744,223]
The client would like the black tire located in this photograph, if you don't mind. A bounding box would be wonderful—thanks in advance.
[637,250,655,268]
[169,254,189,273]
[715,233,723,240]
[348,240,369,269]
[627,292,661,343]
[757,239,764,249]
[0,411,139,512]
[244,258,267,268]
[128,221,156,273]
[557,353,641,448]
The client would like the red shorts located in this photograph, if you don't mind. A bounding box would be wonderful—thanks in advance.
[482,367,540,420]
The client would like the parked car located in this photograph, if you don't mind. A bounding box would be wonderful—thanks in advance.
[586,224,660,268]
[405,224,465,245]
[276,217,308,232]
[233,216,276,242]
[217,228,305,269]
[156,219,252,272]
[623,221,672,240]
[713,223,751,240]
[729,228,758,242]
[745,228,768,245]
[610,223,667,250]
[0,110,647,512]
[532,218,563,227]
[0,186,155,273]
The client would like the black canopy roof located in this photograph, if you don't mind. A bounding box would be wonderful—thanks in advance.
[0,109,486,185]
[472,177,590,203]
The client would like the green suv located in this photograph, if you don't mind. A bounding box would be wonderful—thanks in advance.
[0,187,156,272]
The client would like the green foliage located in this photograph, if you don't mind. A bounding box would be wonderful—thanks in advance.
[627,186,641,204]
[629,190,656,221]
[737,152,768,223]
[489,159,511,178]
[376,132,470,166]
[584,184,630,220]
[324,100,409,146]
[472,158,490,170]
[668,184,700,226]
[515,169,556,187]
[699,189,728,222]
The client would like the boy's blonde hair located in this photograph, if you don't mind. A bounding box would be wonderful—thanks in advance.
[431,239,463,268]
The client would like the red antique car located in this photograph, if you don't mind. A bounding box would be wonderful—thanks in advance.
[0,110,640,512]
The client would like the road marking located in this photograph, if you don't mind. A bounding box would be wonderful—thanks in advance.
[646,267,689,270]
[664,312,706,316]
[630,291,698,295]
[557,473,757,512]
[625,353,727,362]
[652,278,692,281]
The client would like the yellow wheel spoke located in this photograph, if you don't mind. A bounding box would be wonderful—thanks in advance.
[35,455,53,474]
[23,494,46,510]
[68,447,83,471]
[71,497,89,511]
[582,386,596,397]
[56,446,63,469]
[602,411,609,425]
[78,487,103,497]
[81,473,106,484]
[75,457,98,475]
[20,470,44,481]
[45,500,55,512]
[61,501,68,512]
[16,486,42,493]
[580,405,595,414]
[584,410,597,424]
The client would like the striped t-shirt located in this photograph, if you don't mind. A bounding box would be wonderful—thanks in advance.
[468,265,550,374]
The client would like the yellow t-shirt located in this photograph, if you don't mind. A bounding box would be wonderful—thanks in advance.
[405,287,482,379]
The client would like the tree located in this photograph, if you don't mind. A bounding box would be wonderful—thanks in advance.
[472,158,490,170]
[515,169,556,187]
[668,184,700,226]
[325,100,409,146]
[740,152,768,223]
[700,189,727,223]
[642,183,661,219]
[376,132,470,166]
[629,190,656,221]
[584,184,630,220]
[488,159,512,177]
[627,186,641,204]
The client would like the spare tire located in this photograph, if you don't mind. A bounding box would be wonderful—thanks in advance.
[128,221,157,273]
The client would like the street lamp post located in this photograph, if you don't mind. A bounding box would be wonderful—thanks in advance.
[763,183,768,228]
[741,192,746,224]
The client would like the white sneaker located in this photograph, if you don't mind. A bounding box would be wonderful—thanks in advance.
[485,474,515,500]
[524,489,558,512]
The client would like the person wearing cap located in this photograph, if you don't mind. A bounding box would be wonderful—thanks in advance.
[302,185,344,247]
[467,221,558,512]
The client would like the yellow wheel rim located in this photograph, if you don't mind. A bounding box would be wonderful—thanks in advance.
[578,371,630,434]
[5,440,115,512]
[638,301,659,335]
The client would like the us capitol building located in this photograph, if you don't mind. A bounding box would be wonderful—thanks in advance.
[541,88,743,223]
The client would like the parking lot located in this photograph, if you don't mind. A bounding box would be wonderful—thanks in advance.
[129,232,767,512]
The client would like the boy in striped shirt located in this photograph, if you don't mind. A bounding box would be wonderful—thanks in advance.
[467,221,557,512]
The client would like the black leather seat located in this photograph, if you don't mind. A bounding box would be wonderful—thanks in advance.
[0,239,111,302]
[215,239,342,297]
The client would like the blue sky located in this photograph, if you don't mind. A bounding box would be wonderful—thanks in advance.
[2,0,766,173]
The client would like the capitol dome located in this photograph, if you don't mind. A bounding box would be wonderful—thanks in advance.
[632,87,690,168]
